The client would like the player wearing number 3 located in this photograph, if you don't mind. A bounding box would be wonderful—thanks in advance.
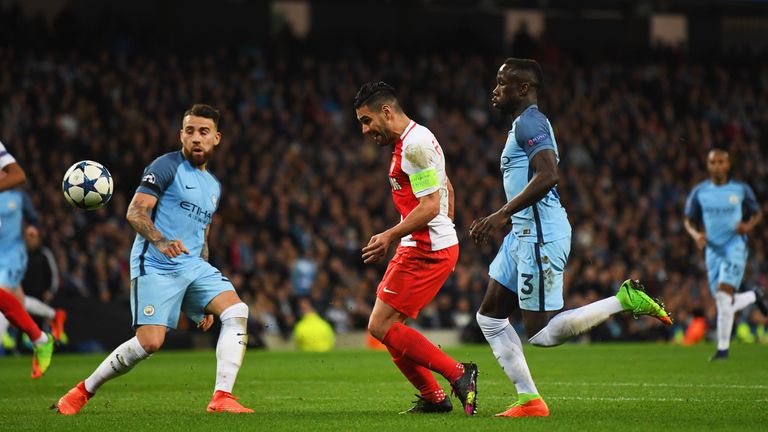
[470,59,672,417]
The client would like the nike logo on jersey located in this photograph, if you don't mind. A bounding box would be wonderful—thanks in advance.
[382,287,398,295]
[520,297,531,301]
[185,185,197,189]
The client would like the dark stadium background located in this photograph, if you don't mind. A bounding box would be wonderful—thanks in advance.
[2,0,767,351]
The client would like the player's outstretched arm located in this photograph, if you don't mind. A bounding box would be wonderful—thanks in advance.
[0,162,27,191]
[470,149,559,244]
[126,192,189,258]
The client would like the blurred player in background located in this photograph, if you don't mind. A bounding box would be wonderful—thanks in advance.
[57,104,254,414]
[470,59,672,417]
[0,140,55,378]
[684,149,766,361]
[354,82,477,415]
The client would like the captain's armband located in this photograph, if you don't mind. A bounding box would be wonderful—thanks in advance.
[409,168,439,194]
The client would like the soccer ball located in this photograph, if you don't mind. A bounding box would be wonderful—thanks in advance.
[62,160,114,210]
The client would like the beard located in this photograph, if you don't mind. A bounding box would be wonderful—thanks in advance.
[184,147,212,166]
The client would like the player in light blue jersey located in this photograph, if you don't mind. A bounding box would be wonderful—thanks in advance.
[0,188,66,341]
[57,105,254,415]
[470,58,672,417]
[0,143,54,378]
[684,149,765,361]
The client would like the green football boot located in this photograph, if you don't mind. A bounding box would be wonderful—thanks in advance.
[616,279,673,325]
[31,333,54,379]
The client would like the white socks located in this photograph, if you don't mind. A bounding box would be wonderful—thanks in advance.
[715,291,735,351]
[84,336,150,394]
[733,291,756,312]
[215,302,249,394]
[714,290,756,351]
[529,297,623,347]
[24,296,56,320]
[476,313,538,395]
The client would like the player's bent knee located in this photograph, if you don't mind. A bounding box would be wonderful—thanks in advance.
[220,302,249,321]
[138,336,165,354]
[367,320,388,342]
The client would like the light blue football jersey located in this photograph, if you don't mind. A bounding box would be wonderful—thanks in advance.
[501,105,571,243]
[0,189,38,270]
[129,151,221,278]
[684,179,759,248]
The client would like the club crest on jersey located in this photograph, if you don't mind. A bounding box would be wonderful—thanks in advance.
[142,173,156,184]
[211,194,218,206]
[389,177,402,191]
[729,195,739,204]
[7,199,16,210]
[143,305,155,316]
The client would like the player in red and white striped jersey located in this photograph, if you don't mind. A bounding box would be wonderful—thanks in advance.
[354,82,477,415]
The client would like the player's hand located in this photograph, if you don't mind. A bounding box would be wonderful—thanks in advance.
[469,211,510,244]
[735,222,753,235]
[154,238,190,258]
[197,314,214,332]
[362,232,393,264]
[693,232,707,250]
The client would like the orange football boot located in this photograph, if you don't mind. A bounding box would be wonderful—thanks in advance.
[50,309,68,342]
[56,381,92,415]
[495,394,549,417]
[206,390,254,413]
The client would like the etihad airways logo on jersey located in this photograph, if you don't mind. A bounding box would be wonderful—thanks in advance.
[389,177,402,191]
[180,201,213,224]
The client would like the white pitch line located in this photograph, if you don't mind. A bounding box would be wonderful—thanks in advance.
[259,395,768,403]
[542,381,768,390]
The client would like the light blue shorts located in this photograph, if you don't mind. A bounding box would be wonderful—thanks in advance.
[130,261,235,329]
[0,249,28,289]
[0,266,25,289]
[489,232,571,312]
[705,240,748,294]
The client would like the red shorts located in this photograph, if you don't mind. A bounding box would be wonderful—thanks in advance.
[376,244,459,319]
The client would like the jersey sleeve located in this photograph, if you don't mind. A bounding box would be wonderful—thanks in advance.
[135,154,180,198]
[514,112,556,160]
[401,137,441,198]
[684,186,702,221]
[0,141,17,170]
[743,183,760,215]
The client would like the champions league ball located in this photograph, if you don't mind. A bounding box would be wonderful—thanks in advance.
[62,160,114,210]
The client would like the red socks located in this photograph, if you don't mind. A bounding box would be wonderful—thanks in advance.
[387,345,445,402]
[382,322,463,383]
[0,289,42,341]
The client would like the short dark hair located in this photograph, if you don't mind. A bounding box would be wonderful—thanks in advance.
[184,104,220,128]
[503,58,543,90]
[353,81,399,110]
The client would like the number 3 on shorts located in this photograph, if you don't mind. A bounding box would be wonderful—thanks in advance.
[520,273,534,295]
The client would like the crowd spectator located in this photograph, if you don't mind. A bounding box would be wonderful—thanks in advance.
[3,7,767,346]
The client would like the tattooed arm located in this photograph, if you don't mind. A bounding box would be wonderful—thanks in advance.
[201,225,210,261]
[126,192,189,258]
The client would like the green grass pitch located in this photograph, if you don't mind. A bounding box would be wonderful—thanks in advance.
[1,342,766,431]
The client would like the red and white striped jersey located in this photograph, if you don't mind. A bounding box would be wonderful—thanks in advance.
[388,121,458,251]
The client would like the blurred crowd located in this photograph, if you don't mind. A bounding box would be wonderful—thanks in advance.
[3,7,768,347]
